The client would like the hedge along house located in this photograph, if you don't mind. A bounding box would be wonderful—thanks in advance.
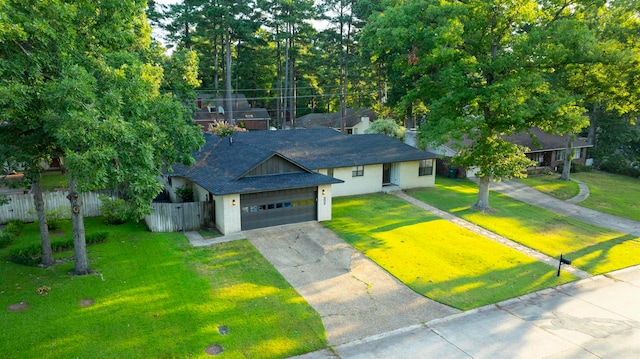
[164,128,438,234]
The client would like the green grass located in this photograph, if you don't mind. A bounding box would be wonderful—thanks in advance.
[0,218,325,358]
[40,171,68,191]
[408,177,640,275]
[572,171,640,221]
[324,194,576,310]
[516,173,580,200]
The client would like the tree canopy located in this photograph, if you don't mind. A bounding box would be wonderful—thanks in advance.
[363,0,608,208]
[0,0,204,274]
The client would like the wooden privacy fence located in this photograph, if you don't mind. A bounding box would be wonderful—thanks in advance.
[0,191,103,224]
[145,202,214,232]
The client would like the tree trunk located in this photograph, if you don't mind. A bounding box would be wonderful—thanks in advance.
[474,175,491,210]
[32,178,53,267]
[290,27,296,129]
[225,27,234,124]
[560,135,573,181]
[213,31,220,122]
[67,177,90,275]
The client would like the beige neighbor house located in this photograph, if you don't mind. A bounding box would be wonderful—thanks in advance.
[162,128,438,235]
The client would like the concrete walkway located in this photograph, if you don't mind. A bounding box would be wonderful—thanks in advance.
[486,179,640,237]
[243,223,460,346]
[566,179,590,204]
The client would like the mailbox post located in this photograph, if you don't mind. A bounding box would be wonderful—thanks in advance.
[557,254,572,276]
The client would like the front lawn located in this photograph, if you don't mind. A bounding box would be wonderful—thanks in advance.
[516,173,580,200]
[408,177,640,275]
[572,171,640,221]
[0,218,325,358]
[324,194,576,310]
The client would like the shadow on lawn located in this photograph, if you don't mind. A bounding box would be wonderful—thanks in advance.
[567,234,640,275]
[397,256,575,310]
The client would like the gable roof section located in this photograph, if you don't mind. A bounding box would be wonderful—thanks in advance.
[293,108,376,129]
[171,133,341,195]
[231,128,437,169]
[503,128,592,152]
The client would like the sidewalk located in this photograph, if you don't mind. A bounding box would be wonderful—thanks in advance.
[295,265,640,359]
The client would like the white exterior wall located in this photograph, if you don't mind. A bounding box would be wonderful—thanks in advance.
[396,160,436,189]
[328,165,382,197]
[317,184,332,221]
[165,176,189,202]
[214,193,241,235]
[466,167,480,178]
[192,184,210,202]
[352,117,370,134]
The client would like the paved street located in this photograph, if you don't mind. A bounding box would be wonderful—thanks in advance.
[295,265,640,358]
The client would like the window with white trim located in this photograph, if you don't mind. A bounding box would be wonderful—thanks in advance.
[352,165,364,177]
[573,148,582,159]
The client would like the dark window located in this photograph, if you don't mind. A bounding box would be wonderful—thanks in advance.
[419,160,433,176]
[352,165,364,177]
[327,168,334,177]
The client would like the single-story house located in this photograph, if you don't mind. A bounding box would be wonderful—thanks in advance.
[406,128,593,177]
[163,128,437,234]
[291,108,376,134]
[194,93,271,131]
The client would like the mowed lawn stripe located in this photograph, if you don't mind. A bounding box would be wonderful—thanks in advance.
[0,219,325,359]
[408,177,640,275]
[325,194,576,310]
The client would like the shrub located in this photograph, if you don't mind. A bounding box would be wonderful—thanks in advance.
[0,231,15,249]
[557,162,593,174]
[175,185,194,202]
[46,207,70,230]
[598,154,640,178]
[208,120,247,137]
[5,220,24,236]
[99,196,130,225]
[86,232,108,244]
[8,243,42,266]
[8,232,108,266]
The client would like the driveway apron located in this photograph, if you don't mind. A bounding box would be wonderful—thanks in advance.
[244,222,460,346]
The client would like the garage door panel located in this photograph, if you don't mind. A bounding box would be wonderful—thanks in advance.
[240,187,317,230]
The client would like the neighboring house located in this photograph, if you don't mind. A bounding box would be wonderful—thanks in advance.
[163,128,437,234]
[407,128,593,177]
[194,93,271,131]
[291,108,376,134]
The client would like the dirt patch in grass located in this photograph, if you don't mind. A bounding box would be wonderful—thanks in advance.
[7,302,29,312]
[78,299,95,307]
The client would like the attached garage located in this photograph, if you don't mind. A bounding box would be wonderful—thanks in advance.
[240,187,317,230]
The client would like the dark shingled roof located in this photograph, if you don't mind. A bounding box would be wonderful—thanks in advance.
[293,108,376,129]
[172,128,436,195]
[503,128,592,152]
[172,133,341,195]
[231,128,437,169]
[445,128,592,153]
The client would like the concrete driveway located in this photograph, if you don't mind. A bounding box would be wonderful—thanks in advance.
[243,222,460,346]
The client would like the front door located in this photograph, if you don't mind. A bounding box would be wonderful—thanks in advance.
[383,163,391,184]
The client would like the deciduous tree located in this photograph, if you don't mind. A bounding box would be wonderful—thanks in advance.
[365,0,592,209]
[1,0,203,275]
